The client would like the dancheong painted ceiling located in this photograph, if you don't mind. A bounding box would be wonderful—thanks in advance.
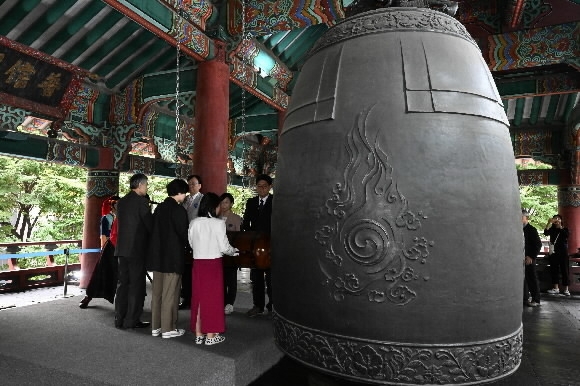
[0,0,578,183]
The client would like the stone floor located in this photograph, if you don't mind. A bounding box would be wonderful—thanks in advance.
[1,274,580,385]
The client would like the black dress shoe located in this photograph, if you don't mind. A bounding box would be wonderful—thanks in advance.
[79,296,92,309]
[115,317,125,329]
[132,321,151,328]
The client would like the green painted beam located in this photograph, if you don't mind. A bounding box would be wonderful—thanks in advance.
[77,23,142,69]
[142,68,196,101]
[513,98,525,126]
[93,93,111,126]
[124,0,173,30]
[60,12,125,64]
[42,2,108,55]
[96,35,168,84]
[16,1,72,46]
[259,31,291,48]
[280,25,327,70]
[529,96,542,125]
[497,80,537,97]
[563,93,579,123]
[544,95,561,124]
[270,29,304,56]
[0,0,42,36]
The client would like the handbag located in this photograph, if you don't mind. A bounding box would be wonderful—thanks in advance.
[549,232,560,255]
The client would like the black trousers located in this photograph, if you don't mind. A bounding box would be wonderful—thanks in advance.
[223,266,238,306]
[180,260,192,305]
[524,261,541,303]
[250,268,272,311]
[115,256,146,328]
[549,252,570,286]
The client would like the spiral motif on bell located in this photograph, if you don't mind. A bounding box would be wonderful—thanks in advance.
[343,219,394,266]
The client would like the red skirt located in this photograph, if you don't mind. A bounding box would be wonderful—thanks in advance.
[190,258,225,334]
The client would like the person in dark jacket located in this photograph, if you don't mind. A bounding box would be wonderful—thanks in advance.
[242,174,273,317]
[147,178,189,339]
[544,214,571,296]
[114,173,153,329]
[522,209,542,307]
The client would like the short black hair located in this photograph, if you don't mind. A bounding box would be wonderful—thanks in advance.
[129,173,147,189]
[187,174,202,185]
[219,192,234,204]
[553,214,563,220]
[198,192,220,218]
[166,179,189,196]
[255,174,272,186]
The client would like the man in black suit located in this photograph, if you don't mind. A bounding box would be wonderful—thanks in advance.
[522,209,542,307]
[243,174,273,317]
[114,173,153,329]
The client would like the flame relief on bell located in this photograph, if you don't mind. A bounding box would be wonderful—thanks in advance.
[315,108,434,305]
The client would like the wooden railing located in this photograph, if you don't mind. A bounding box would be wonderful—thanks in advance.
[0,240,98,293]
[532,252,580,293]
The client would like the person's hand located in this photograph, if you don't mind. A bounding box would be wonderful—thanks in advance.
[525,256,533,265]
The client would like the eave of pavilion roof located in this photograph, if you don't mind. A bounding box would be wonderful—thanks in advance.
[0,0,578,179]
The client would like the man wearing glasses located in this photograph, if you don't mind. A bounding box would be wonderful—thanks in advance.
[180,174,203,310]
[243,174,273,317]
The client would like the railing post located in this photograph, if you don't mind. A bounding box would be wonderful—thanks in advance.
[62,248,69,297]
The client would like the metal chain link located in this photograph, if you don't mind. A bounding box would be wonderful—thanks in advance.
[240,0,249,187]
[174,0,184,176]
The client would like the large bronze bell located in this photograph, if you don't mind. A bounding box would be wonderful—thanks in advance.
[272,6,523,385]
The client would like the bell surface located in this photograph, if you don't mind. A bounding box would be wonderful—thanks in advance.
[272,7,523,385]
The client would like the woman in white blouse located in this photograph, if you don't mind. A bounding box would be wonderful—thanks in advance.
[188,192,238,345]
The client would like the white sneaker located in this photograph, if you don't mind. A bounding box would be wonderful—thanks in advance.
[547,288,560,295]
[224,304,234,315]
[162,329,185,339]
[562,290,571,296]
[152,328,161,337]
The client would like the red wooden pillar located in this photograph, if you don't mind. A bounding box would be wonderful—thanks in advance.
[558,186,580,255]
[558,185,580,292]
[80,148,118,288]
[193,41,229,195]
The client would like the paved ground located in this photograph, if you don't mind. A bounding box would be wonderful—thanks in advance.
[0,268,253,310]
[2,275,580,385]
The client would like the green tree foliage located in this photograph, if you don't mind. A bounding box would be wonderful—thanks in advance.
[0,158,261,270]
[0,155,86,242]
[517,162,557,231]
[227,185,255,215]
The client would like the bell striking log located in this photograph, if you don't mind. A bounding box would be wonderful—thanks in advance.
[272,7,523,385]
